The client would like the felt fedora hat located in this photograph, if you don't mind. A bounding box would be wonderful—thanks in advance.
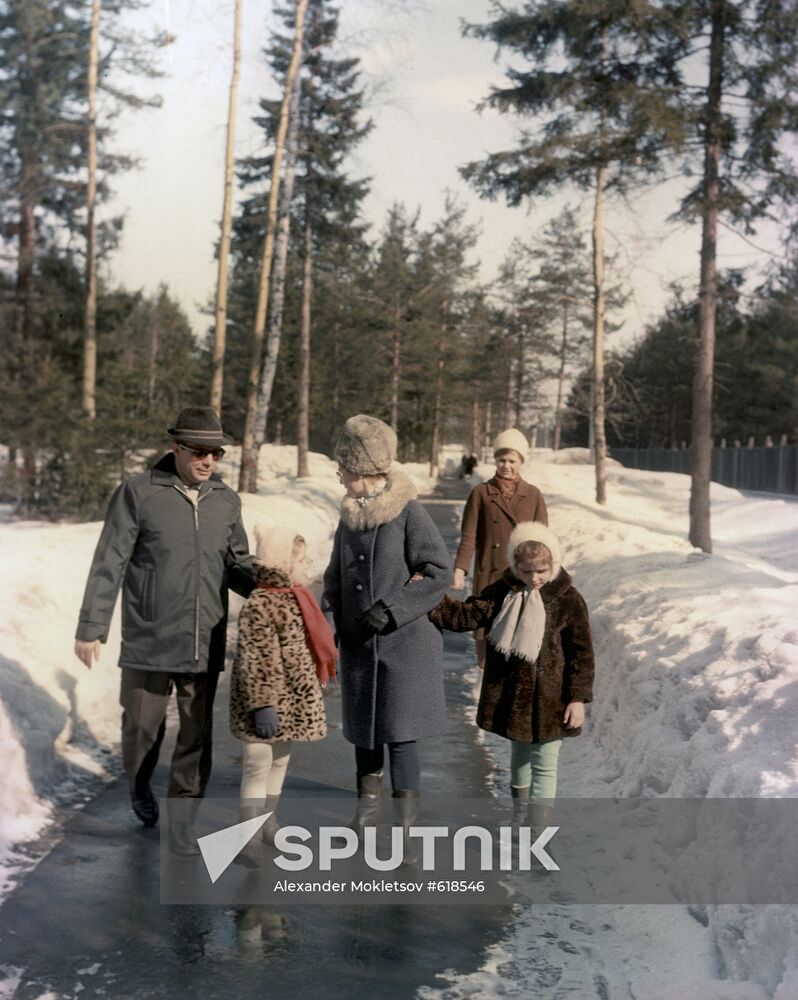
[167,406,234,447]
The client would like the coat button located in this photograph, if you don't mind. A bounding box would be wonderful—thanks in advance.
[358,554,365,562]
[355,583,364,591]
[493,543,500,548]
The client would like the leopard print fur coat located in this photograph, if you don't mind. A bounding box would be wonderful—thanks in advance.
[230,565,327,743]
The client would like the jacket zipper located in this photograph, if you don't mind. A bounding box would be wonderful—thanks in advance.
[173,484,206,663]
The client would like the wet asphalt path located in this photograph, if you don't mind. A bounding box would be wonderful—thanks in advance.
[0,478,515,1000]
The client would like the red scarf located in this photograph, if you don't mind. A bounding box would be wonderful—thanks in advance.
[256,583,338,685]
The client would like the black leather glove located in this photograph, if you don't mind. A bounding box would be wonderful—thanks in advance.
[253,706,280,739]
[358,600,392,636]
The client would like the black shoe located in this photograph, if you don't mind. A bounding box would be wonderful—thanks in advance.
[392,788,419,867]
[132,788,159,828]
[168,820,200,857]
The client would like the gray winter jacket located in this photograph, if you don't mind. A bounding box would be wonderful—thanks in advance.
[322,470,451,748]
[76,453,255,673]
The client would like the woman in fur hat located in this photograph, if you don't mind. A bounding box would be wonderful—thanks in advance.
[230,524,335,860]
[322,414,451,851]
[431,521,594,827]
[452,428,549,669]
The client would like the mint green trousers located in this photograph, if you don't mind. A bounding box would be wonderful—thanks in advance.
[510,738,563,799]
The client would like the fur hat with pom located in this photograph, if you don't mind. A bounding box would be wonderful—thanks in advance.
[492,428,529,460]
[506,521,562,579]
[253,523,306,574]
[334,414,397,475]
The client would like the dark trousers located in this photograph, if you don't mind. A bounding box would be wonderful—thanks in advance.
[355,741,420,791]
[119,666,220,800]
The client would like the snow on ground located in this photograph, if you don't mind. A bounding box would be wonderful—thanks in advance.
[1,444,797,996]
[421,449,798,1000]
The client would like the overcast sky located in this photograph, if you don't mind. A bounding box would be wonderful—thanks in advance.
[107,0,785,347]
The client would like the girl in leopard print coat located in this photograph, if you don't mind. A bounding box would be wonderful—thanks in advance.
[230,525,329,836]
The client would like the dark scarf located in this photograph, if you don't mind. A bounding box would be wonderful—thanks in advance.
[256,583,338,685]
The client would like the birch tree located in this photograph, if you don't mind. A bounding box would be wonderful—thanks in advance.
[210,0,243,414]
[238,0,308,493]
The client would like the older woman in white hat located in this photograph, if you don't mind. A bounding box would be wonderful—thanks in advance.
[452,428,548,668]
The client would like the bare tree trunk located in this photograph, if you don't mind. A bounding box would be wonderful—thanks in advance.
[592,108,608,505]
[297,222,313,477]
[147,312,160,405]
[484,400,493,459]
[471,399,480,456]
[515,320,525,425]
[689,0,725,553]
[331,321,341,424]
[82,0,101,420]
[429,306,448,476]
[238,0,308,493]
[389,304,401,432]
[502,367,514,428]
[553,299,569,451]
[253,67,303,447]
[210,0,243,413]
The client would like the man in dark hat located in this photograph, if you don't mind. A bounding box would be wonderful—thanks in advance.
[74,406,255,855]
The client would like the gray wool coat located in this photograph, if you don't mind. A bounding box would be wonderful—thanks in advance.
[322,470,451,749]
[76,452,255,673]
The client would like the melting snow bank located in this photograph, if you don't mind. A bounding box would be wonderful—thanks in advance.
[421,452,798,999]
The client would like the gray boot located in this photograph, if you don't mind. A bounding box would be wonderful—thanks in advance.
[510,785,531,830]
[167,797,200,858]
[334,772,383,846]
[235,805,265,867]
[392,789,419,866]
[262,796,281,846]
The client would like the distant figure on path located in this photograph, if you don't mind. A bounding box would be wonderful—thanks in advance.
[452,428,548,669]
[74,406,255,856]
[432,521,594,831]
[322,414,451,861]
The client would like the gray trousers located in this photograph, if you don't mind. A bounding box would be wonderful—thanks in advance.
[119,666,220,800]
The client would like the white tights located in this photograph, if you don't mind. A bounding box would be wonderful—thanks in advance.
[240,740,292,802]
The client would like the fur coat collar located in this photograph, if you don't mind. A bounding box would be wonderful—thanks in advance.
[340,469,417,531]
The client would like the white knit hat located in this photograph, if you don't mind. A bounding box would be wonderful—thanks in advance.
[254,523,306,574]
[506,521,562,579]
[492,428,528,460]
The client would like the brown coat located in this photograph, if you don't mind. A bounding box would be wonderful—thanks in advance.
[429,568,594,743]
[454,477,548,622]
[230,566,327,743]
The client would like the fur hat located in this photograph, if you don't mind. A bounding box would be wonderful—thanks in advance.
[254,523,306,574]
[167,406,233,447]
[334,414,397,475]
[507,521,562,579]
[492,428,528,460]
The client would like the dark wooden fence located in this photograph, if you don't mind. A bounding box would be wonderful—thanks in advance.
[610,441,798,495]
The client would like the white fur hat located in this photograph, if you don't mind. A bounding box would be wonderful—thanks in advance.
[493,428,529,460]
[253,523,306,574]
[335,414,397,475]
[506,521,562,579]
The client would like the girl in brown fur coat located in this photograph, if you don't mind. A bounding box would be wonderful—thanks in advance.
[230,524,334,847]
[431,521,594,824]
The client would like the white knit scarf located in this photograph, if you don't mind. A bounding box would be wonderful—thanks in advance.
[487,586,546,663]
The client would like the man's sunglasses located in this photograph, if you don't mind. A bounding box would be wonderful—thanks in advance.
[177,442,225,460]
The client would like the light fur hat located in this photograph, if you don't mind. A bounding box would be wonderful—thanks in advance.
[507,521,563,579]
[334,414,397,475]
[254,523,305,574]
[493,428,529,460]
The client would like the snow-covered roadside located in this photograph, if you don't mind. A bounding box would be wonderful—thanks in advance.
[420,450,798,999]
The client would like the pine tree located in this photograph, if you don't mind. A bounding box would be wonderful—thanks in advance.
[663,0,798,551]
[461,0,686,502]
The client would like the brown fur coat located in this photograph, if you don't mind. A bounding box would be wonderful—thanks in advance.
[429,567,594,743]
[230,565,327,743]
